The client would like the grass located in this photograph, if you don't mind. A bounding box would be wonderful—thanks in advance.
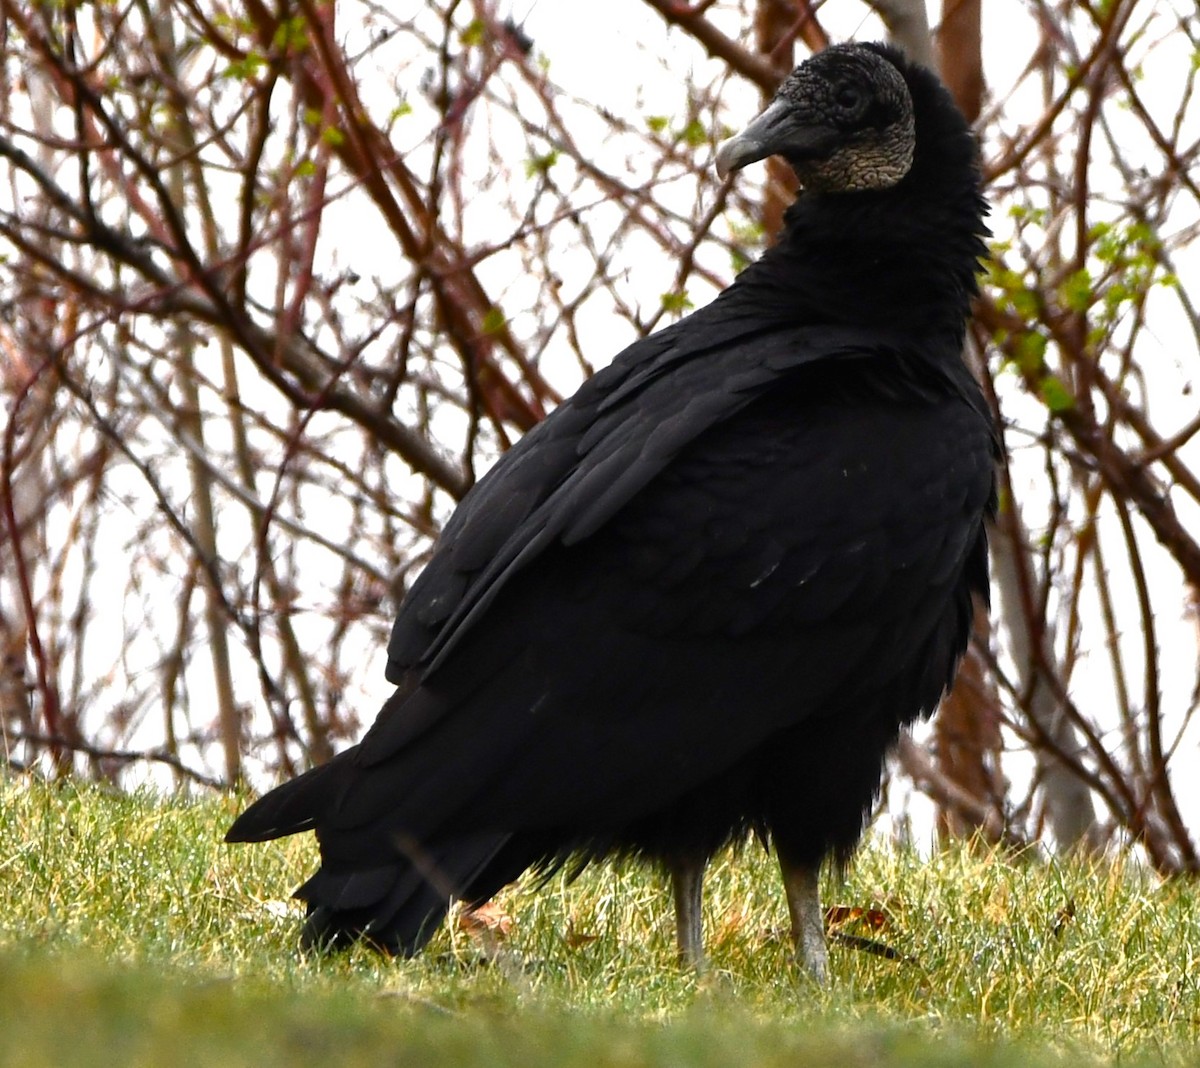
[1,775,1198,1066]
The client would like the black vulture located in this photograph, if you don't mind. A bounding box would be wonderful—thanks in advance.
[226,41,995,981]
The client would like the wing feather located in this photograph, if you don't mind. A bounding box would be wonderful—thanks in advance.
[386,320,907,680]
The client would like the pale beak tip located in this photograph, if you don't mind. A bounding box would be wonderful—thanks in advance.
[714,137,746,180]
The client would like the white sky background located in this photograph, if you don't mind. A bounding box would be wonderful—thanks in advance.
[8,0,1200,852]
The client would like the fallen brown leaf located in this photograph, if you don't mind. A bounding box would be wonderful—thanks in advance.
[457,901,515,940]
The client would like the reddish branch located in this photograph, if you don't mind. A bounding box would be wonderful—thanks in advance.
[281,0,554,433]
[0,356,66,764]
[895,735,1019,849]
[641,0,791,93]
[974,304,1200,589]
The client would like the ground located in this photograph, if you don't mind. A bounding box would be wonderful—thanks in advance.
[1,777,1197,1066]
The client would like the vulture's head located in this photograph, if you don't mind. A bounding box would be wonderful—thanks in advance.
[716,42,917,193]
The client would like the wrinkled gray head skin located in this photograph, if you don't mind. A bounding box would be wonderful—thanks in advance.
[716,43,916,193]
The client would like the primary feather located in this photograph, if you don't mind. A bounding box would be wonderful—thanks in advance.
[227,41,995,976]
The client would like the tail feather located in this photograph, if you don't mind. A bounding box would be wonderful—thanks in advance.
[225,754,355,843]
[295,864,398,912]
[294,831,511,956]
[226,743,526,955]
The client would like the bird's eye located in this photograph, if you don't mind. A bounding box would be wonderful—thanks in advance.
[834,84,863,112]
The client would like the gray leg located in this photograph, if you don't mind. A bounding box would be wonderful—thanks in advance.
[668,857,706,971]
[778,856,828,984]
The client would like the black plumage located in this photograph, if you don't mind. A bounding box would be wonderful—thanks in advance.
[226,41,995,979]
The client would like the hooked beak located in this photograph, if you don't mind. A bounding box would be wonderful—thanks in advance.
[714,97,833,179]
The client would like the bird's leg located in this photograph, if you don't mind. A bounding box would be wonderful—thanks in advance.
[778,854,827,984]
[668,856,706,971]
